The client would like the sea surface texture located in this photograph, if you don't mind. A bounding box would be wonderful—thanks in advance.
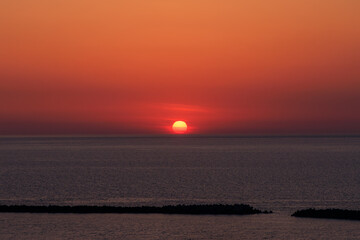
[0,136,359,239]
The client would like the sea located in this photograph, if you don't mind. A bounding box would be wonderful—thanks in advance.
[0,136,359,239]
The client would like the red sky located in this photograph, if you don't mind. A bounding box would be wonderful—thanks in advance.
[1,0,359,135]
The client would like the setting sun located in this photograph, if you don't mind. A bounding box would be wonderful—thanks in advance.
[172,121,188,134]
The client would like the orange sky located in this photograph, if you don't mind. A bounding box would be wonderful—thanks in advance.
[1,0,359,134]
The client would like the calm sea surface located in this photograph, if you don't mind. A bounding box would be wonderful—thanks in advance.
[0,136,359,239]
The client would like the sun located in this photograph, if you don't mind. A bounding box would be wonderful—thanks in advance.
[172,121,188,134]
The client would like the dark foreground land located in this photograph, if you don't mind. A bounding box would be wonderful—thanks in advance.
[292,208,360,220]
[0,204,272,215]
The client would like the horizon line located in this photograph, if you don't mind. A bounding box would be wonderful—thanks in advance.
[1,134,360,138]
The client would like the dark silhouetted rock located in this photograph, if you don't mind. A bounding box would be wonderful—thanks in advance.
[0,204,272,215]
[292,208,360,220]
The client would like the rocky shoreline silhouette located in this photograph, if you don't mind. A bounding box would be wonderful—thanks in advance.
[292,208,360,220]
[0,204,272,215]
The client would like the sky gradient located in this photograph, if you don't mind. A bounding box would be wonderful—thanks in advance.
[1,0,359,134]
